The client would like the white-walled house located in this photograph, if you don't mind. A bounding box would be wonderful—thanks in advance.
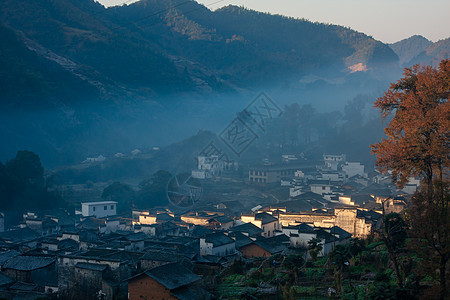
[200,232,235,256]
[240,212,280,238]
[323,154,346,171]
[342,162,367,178]
[282,223,316,248]
[81,201,117,218]
[401,177,421,194]
[309,180,333,195]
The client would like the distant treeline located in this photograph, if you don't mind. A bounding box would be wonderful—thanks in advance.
[0,150,64,214]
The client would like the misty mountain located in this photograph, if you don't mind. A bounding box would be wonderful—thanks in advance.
[0,0,404,167]
[408,38,450,67]
[390,35,450,67]
[0,0,400,106]
[389,35,432,65]
[0,24,99,108]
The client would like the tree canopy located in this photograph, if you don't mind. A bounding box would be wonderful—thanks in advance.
[0,150,64,214]
[371,59,449,187]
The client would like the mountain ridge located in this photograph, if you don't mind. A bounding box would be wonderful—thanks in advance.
[389,35,449,67]
[0,0,401,107]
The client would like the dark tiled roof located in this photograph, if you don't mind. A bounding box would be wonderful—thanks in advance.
[171,285,211,300]
[75,262,108,272]
[0,227,39,243]
[204,232,234,247]
[254,212,277,225]
[229,223,263,237]
[140,250,179,263]
[3,255,55,271]
[0,250,20,266]
[156,213,174,221]
[357,210,382,222]
[351,194,376,205]
[79,218,106,230]
[284,223,315,233]
[191,226,213,238]
[123,232,147,242]
[251,240,286,255]
[0,271,14,287]
[316,229,338,244]
[329,226,351,240]
[230,232,253,249]
[263,234,290,246]
[361,184,392,197]
[57,238,79,251]
[10,281,39,291]
[143,262,200,290]
[201,255,228,264]
[210,215,233,224]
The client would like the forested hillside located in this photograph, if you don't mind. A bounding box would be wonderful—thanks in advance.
[0,0,400,106]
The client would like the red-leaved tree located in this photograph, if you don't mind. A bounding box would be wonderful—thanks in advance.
[371,60,449,299]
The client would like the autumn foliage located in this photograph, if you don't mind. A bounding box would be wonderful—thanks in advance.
[371,59,450,188]
[372,60,450,299]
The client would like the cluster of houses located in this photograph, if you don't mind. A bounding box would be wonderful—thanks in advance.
[0,196,388,299]
[0,153,416,299]
[191,155,238,179]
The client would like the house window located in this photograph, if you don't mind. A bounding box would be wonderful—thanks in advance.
[104,206,107,210]
[93,207,96,211]
[111,205,114,210]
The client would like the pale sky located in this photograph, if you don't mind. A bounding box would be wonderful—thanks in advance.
[97,0,450,43]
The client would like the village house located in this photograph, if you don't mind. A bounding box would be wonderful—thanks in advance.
[238,235,289,258]
[78,217,107,234]
[240,212,279,238]
[191,155,226,179]
[0,250,19,268]
[58,231,80,242]
[72,262,114,299]
[0,227,41,249]
[228,223,263,238]
[200,232,235,256]
[25,217,59,236]
[338,194,377,207]
[138,212,174,225]
[315,229,339,256]
[139,250,182,270]
[2,255,57,289]
[382,196,407,214]
[309,180,335,195]
[334,208,382,238]
[248,163,316,184]
[128,262,208,300]
[401,177,421,194]
[278,207,381,238]
[80,201,117,218]
[342,162,367,178]
[57,248,139,298]
[208,215,234,230]
[282,223,316,248]
[278,210,336,228]
[317,171,345,181]
[323,154,346,171]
